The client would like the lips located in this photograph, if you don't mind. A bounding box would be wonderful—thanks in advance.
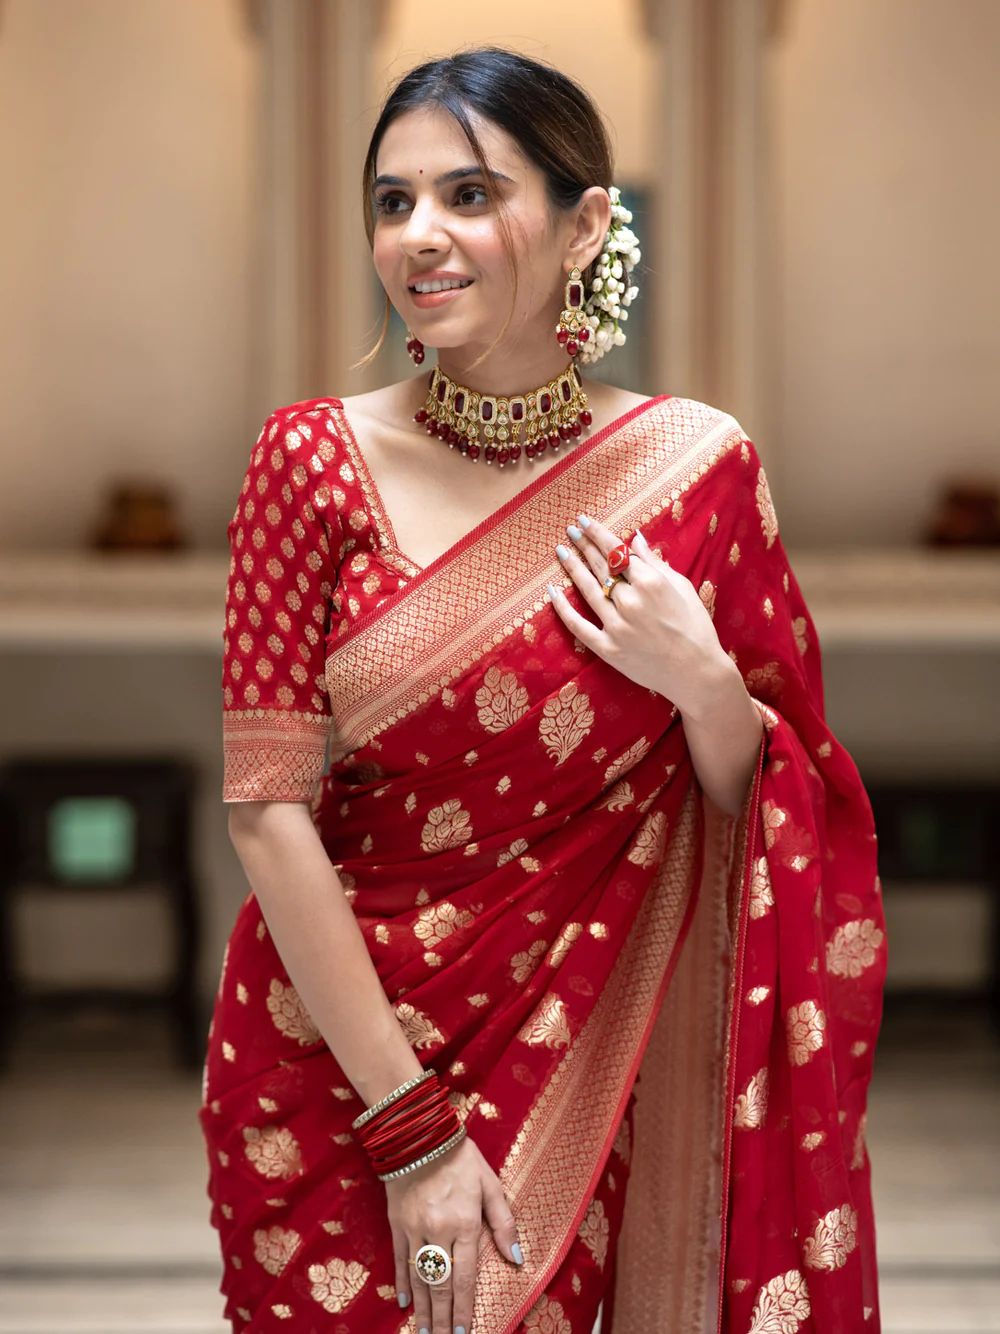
[408,278,474,293]
[409,280,475,308]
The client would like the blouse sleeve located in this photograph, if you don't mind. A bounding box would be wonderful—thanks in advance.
[221,406,341,803]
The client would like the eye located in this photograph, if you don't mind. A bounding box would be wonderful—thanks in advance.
[372,184,489,217]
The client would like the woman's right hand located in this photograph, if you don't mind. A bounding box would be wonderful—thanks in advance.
[387,1133,523,1334]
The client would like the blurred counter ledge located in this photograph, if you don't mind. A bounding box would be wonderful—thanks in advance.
[0,550,229,650]
[0,546,997,652]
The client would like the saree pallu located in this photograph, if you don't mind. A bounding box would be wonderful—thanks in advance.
[200,394,885,1332]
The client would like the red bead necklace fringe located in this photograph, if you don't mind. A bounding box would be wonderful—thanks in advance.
[413,361,593,466]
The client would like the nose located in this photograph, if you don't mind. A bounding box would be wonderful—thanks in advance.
[398,195,451,257]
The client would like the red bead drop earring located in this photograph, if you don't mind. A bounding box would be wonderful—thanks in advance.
[405,329,425,365]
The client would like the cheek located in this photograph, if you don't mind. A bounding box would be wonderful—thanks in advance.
[372,235,396,287]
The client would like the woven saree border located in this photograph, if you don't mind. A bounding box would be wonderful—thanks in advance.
[325,398,746,755]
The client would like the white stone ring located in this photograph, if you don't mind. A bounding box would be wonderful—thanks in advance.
[602,573,626,600]
[410,1242,453,1286]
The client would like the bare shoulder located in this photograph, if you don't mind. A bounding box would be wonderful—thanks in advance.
[585,381,655,410]
[335,378,423,431]
[581,380,658,434]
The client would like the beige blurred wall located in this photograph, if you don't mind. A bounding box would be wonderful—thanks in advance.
[769,0,1000,545]
[374,0,655,182]
[0,0,260,551]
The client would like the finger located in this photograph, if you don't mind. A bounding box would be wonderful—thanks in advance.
[565,520,621,585]
[426,1236,455,1334]
[451,1231,479,1334]
[573,512,625,559]
[391,1225,411,1312]
[573,515,657,588]
[480,1170,522,1265]
[554,541,619,623]
[631,527,670,568]
[409,1238,433,1334]
[546,581,607,654]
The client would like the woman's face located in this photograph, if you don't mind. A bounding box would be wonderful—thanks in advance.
[371,105,580,360]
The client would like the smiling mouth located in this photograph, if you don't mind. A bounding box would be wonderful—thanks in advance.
[408,280,475,294]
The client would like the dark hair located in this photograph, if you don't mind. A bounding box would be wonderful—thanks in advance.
[352,45,614,373]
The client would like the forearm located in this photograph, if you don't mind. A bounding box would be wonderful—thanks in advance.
[677,653,764,818]
[227,803,423,1106]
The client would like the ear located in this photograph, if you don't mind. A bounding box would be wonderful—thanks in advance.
[566,186,612,272]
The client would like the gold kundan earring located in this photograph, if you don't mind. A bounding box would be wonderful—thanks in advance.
[553,265,591,357]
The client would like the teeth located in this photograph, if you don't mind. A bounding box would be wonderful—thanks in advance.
[412,278,473,293]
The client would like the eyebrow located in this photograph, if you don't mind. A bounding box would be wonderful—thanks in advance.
[372,165,514,192]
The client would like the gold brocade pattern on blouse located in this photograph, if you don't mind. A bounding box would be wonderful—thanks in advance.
[220,402,414,802]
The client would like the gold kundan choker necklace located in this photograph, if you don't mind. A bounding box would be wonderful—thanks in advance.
[413,361,593,466]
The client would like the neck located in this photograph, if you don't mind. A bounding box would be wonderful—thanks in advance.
[434,342,583,397]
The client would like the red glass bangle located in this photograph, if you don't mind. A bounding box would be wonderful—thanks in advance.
[374,1115,464,1173]
[356,1083,448,1147]
[363,1107,453,1158]
[355,1072,463,1175]
[366,1104,459,1165]
[355,1078,442,1140]
[368,1101,455,1148]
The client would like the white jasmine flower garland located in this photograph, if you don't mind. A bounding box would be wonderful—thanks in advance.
[576,185,641,366]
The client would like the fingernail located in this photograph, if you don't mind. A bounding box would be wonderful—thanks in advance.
[419,1326,429,1334]
[555,543,570,560]
[397,1290,409,1308]
[455,1327,467,1334]
[577,513,592,528]
[634,529,648,546]
[566,523,582,541]
[511,1241,524,1265]
[546,582,558,598]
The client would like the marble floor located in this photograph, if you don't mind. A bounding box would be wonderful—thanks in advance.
[0,1000,997,1333]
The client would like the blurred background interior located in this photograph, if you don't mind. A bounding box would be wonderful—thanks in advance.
[1,1,998,1331]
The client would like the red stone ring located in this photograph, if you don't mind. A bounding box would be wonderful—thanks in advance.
[607,541,631,574]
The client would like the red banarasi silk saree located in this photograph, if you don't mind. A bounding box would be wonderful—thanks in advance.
[200,392,885,1333]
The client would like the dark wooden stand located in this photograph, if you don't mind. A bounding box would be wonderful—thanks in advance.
[0,756,202,1070]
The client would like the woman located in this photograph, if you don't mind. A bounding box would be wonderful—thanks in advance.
[199,46,885,1334]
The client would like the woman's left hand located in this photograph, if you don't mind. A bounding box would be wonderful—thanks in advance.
[547,512,734,717]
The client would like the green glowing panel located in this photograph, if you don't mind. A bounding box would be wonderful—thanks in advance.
[48,797,136,881]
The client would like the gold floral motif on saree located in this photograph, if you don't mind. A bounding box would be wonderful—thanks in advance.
[253,1225,301,1276]
[578,1197,610,1269]
[538,682,595,766]
[749,855,774,919]
[755,466,779,549]
[266,978,322,1045]
[420,798,474,852]
[747,1268,811,1333]
[394,1000,445,1049]
[825,918,885,978]
[802,1203,859,1273]
[733,1067,769,1131]
[476,665,531,732]
[785,1000,827,1066]
[307,1256,370,1313]
[242,1125,303,1180]
[516,992,572,1049]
